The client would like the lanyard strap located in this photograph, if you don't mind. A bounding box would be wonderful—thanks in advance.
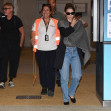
[43,18,50,34]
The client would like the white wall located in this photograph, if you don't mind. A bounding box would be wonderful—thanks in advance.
[17,0,37,47]
[0,0,3,12]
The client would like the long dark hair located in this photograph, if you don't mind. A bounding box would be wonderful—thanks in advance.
[64,3,75,12]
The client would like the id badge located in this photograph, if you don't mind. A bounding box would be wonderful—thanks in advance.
[45,34,49,41]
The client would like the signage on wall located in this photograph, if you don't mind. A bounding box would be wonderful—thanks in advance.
[107,0,111,38]
[73,4,86,12]
[107,13,111,38]
[104,0,111,40]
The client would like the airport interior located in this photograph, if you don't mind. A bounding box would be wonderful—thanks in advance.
[0,0,111,111]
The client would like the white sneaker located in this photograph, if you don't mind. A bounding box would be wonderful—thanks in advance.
[0,82,5,89]
[8,81,15,87]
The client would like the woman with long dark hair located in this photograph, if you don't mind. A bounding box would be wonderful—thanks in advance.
[55,3,90,105]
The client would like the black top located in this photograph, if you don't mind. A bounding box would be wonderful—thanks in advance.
[0,12,4,16]
[0,15,23,41]
[59,22,74,37]
[0,12,4,49]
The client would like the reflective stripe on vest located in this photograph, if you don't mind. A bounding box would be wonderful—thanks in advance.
[52,18,60,45]
[33,18,42,52]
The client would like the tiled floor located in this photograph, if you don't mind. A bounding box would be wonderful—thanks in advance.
[1,48,111,110]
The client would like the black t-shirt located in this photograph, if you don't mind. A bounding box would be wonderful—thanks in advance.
[0,12,4,49]
[0,15,23,41]
[0,12,4,38]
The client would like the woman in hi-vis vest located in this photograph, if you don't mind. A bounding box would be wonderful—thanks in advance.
[31,4,60,97]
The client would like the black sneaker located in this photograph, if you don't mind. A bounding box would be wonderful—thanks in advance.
[48,90,54,97]
[0,82,5,89]
[41,88,47,95]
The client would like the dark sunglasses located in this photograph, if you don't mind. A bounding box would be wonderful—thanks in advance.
[2,8,11,10]
[66,12,75,15]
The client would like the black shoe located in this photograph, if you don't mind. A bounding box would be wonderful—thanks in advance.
[41,88,47,95]
[64,101,69,105]
[56,80,61,87]
[70,97,76,103]
[48,90,54,97]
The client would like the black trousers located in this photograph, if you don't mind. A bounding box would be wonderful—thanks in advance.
[0,39,3,81]
[0,40,20,82]
[36,50,56,91]
[0,41,2,76]
[0,58,2,78]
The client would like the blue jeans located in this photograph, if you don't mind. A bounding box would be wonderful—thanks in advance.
[59,47,82,102]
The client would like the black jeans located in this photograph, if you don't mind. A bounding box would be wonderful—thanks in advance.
[36,50,56,92]
[0,39,3,78]
[0,40,20,82]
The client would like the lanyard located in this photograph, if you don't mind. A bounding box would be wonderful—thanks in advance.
[43,18,50,34]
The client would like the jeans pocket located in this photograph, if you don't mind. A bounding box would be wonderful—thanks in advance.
[65,47,70,53]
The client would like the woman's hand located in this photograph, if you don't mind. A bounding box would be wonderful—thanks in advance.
[71,18,77,27]
[31,37,35,46]
[31,31,36,46]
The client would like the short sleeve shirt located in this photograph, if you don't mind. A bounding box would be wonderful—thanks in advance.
[0,15,23,41]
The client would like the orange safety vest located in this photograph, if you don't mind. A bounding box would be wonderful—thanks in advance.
[32,18,60,85]
[33,18,60,52]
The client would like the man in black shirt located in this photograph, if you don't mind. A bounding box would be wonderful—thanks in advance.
[48,0,64,87]
[0,12,4,50]
[0,12,4,82]
[0,3,25,89]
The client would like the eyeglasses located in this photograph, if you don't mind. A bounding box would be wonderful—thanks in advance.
[66,12,75,15]
[2,8,11,10]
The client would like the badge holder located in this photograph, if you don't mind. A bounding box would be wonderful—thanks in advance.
[45,34,49,41]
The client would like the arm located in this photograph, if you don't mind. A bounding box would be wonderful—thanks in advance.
[30,31,36,46]
[80,18,88,28]
[83,22,88,28]
[30,21,37,46]
[0,18,1,30]
[59,18,77,37]
[59,26,74,37]
[19,26,25,47]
